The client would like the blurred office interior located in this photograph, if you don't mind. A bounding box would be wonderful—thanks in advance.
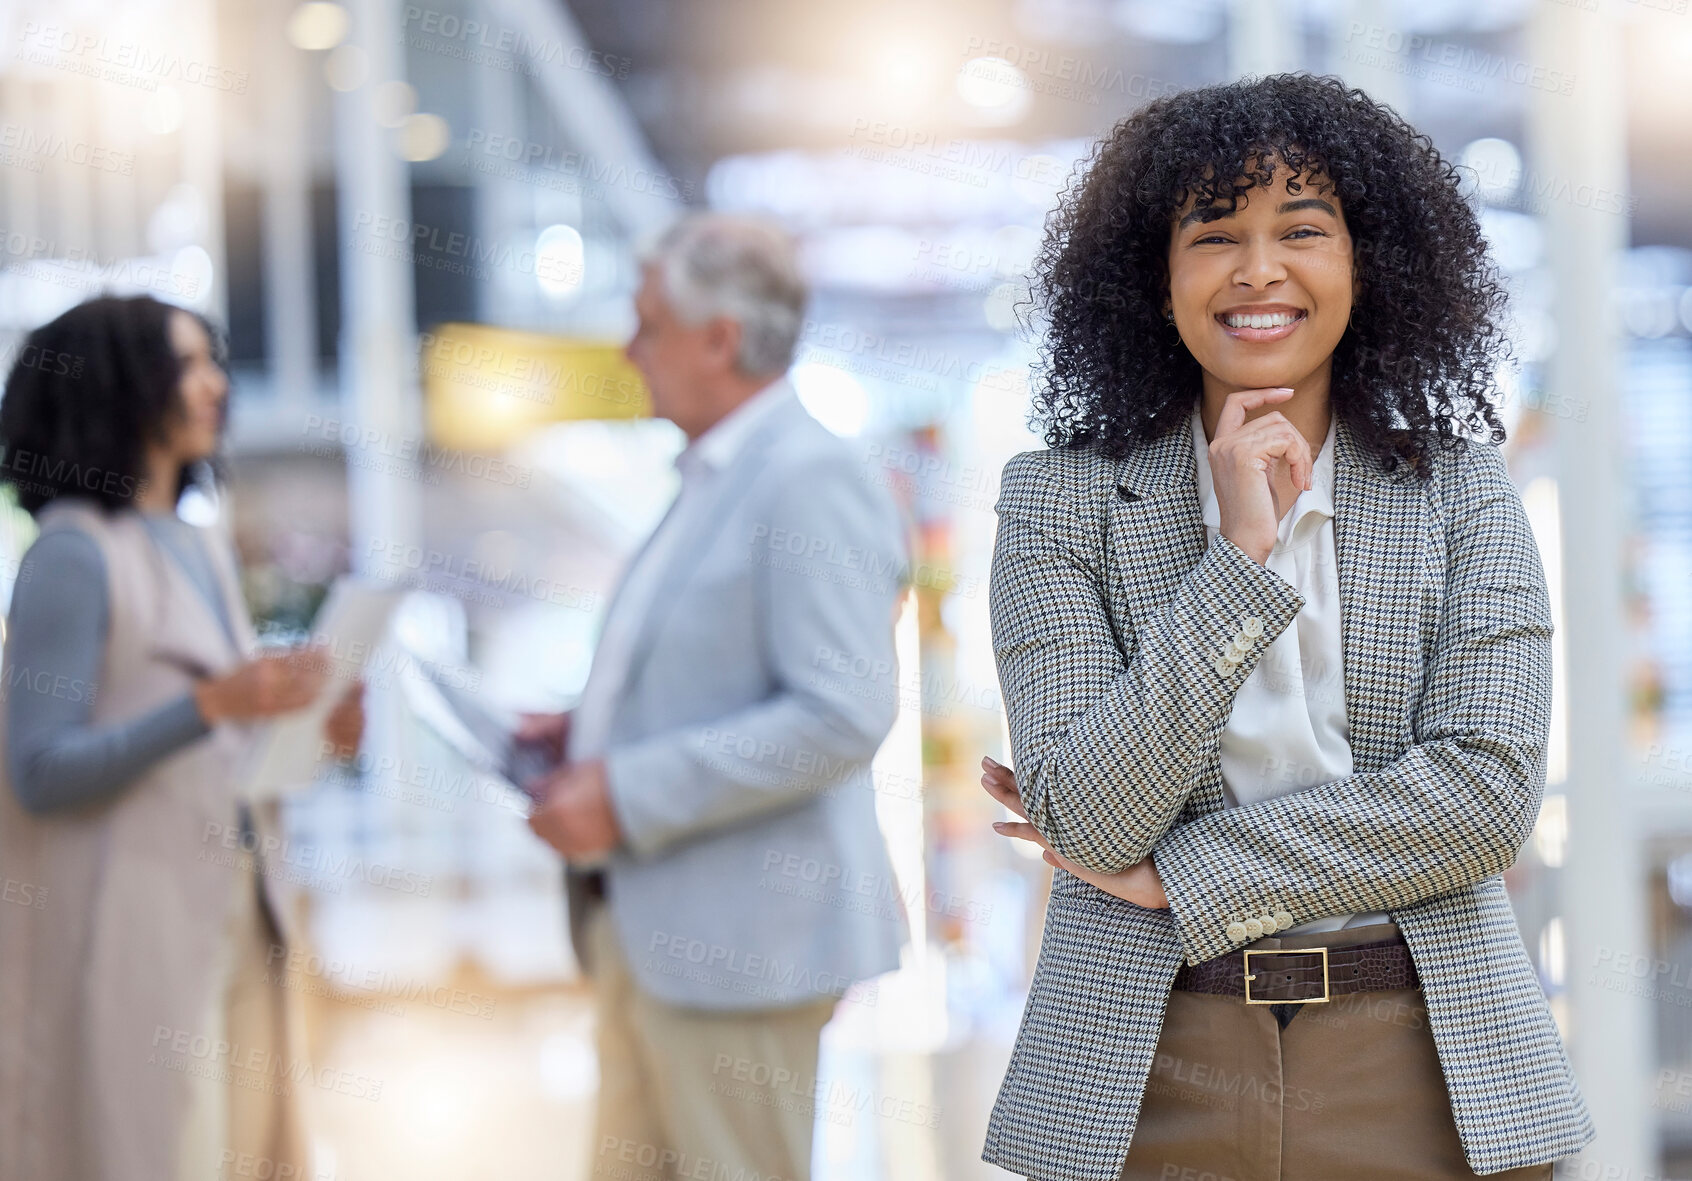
[1,0,1691,1176]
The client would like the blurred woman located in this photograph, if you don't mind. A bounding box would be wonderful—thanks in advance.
[0,295,363,1181]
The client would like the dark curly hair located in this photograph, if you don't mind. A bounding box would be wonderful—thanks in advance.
[1027,72,1512,480]
[0,295,225,515]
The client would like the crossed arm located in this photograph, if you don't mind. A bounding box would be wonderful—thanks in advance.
[988,444,1552,964]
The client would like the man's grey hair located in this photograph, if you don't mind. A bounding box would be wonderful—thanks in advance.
[639,214,807,377]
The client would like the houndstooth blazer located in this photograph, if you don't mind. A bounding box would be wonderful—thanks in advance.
[982,409,1594,1181]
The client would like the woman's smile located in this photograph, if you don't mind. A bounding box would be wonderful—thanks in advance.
[1214,303,1308,343]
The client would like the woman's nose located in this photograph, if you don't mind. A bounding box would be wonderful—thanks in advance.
[1233,238,1287,288]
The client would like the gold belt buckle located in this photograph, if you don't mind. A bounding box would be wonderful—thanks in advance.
[1244,946,1331,1004]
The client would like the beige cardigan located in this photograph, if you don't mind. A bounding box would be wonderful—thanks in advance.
[0,500,297,1181]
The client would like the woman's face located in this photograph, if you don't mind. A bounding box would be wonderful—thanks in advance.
[1166,160,1357,396]
[165,310,228,463]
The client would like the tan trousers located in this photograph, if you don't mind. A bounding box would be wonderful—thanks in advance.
[585,902,836,1181]
[1118,922,1554,1181]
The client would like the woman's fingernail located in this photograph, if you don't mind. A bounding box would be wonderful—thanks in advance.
[984,756,1000,768]
[992,821,1006,831]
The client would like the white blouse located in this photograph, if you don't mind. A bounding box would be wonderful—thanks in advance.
[1189,404,1389,933]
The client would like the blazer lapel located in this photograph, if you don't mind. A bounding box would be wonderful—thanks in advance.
[1331,416,1429,774]
[122,517,244,679]
[1107,415,1207,636]
[1106,415,1225,816]
[1104,410,1430,818]
[609,398,806,720]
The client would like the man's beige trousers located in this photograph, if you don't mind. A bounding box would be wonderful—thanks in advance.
[586,902,836,1181]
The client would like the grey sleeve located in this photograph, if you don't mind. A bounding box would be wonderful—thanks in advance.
[5,528,212,814]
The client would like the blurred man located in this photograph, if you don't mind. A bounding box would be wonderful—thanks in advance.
[524,213,909,1181]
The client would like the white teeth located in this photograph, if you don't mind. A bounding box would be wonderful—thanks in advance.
[1223,312,1301,329]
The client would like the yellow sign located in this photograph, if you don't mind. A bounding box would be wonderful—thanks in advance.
[420,322,650,452]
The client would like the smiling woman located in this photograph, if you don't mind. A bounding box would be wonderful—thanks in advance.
[1027,72,1512,483]
[979,72,1590,1181]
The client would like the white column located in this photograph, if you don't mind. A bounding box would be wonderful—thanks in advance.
[53,84,95,267]
[2,77,40,262]
[467,4,533,328]
[334,0,424,579]
[177,0,228,319]
[1526,1,1652,1173]
[260,0,319,411]
[94,84,140,261]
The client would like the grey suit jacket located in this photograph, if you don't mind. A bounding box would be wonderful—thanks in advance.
[983,412,1593,1181]
[567,391,910,1011]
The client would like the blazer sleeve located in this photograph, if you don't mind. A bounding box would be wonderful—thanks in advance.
[1152,440,1553,965]
[989,449,1305,874]
[603,451,907,859]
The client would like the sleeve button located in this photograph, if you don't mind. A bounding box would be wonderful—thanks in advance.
[1258,914,1278,935]
[1213,655,1234,676]
[1273,911,1295,930]
[1243,918,1264,940]
[1241,616,1265,638]
[1225,921,1250,943]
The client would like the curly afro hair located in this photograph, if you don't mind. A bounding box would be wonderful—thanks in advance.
[0,295,224,515]
[1027,72,1512,480]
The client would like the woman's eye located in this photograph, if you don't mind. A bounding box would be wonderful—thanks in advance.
[1191,229,1325,245]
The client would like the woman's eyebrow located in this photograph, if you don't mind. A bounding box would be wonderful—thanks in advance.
[1278,197,1338,217]
[1177,195,1338,229]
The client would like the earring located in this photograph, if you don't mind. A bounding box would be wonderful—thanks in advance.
[1165,308,1176,324]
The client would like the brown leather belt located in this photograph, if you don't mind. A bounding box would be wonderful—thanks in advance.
[1173,936,1419,1004]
